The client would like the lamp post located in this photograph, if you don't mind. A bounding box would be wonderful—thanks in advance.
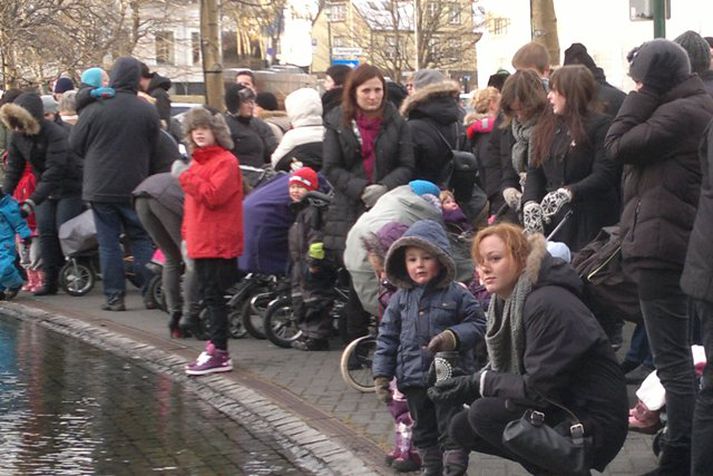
[652,0,665,38]
[414,0,419,70]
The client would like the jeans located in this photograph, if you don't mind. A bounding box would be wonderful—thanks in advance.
[194,258,237,351]
[638,272,696,454]
[35,196,84,283]
[690,298,713,475]
[134,197,199,317]
[91,201,154,300]
[624,323,654,369]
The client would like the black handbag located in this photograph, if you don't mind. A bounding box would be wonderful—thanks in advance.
[502,399,592,476]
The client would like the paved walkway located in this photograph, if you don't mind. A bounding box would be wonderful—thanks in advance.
[1,287,658,475]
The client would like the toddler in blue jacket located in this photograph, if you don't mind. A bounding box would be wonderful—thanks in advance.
[0,193,31,299]
[372,219,486,476]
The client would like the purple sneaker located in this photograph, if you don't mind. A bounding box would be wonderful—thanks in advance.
[185,342,233,376]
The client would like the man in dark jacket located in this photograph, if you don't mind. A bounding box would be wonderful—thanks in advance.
[0,92,84,295]
[70,56,160,311]
[224,84,267,168]
[605,39,713,475]
[563,43,626,117]
[139,63,172,127]
[681,120,713,476]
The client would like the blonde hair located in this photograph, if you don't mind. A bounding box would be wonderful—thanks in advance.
[439,190,455,203]
[472,87,500,114]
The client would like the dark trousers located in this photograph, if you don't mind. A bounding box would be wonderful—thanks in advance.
[449,397,544,474]
[35,196,84,283]
[402,387,462,451]
[638,271,696,453]
[194,258,236,351]
[690,298,713,475]
[345,282,370,341]
[624,323,654,369]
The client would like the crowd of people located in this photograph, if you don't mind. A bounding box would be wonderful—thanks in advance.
[1,31,713,476]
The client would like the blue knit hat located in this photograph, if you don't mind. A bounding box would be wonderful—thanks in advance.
[409,179,440,197]
[53,77,74,94]
[81,67,104,88]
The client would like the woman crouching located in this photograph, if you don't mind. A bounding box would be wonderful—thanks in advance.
[429,223,628,474]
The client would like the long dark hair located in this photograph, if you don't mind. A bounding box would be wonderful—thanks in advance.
[341,64,386,126]
[499,70,547,128]
[531,65,598,166]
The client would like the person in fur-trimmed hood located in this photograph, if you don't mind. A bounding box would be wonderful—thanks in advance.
[373,219,485,476]
[429,223,628,475]
[172,106,243,377]
[400,77,463,190]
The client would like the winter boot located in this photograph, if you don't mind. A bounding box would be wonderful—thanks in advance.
[31,270,45,293]
[21,270,34,292]
[392,418,420,472]
[442,448,470,476]
[33,270,58,296]
[169,312,184,338]
[416,446,442,476]
[628,401,662,434]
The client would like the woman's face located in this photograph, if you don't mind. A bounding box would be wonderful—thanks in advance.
[547,88,566,115]
[324,75,336,91]
[477,235,522,298]
[238,98,254,118]
[355,76,384,114]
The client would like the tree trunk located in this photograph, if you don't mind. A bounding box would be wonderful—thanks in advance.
[200,0,224,110]
[531,0,560,66]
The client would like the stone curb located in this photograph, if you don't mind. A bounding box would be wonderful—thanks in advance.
[1,302,380,476]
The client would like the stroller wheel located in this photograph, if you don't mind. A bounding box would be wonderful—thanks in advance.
[61,260,95,296]
[147,275,167,312]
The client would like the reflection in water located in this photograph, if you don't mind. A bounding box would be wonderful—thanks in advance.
[0,317,306,475]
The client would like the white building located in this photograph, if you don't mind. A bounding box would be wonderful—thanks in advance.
[476,0,713,90]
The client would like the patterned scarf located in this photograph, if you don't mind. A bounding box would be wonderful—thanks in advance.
[510,118,537,176]
[485,272,532,374]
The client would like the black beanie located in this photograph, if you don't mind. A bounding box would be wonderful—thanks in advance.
[563,43,598,72]
[225,83,255,114]
[674,30,711,75]
[256,92,278,111]
[628,39,691,86]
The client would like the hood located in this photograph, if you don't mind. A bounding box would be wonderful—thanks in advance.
[400,80,461,124]
[109,57,141,92]
[148,73,172,92]
[385,219,455,289]
[0,93,42,135]
[524,234,583,296]
[285,88,323,127]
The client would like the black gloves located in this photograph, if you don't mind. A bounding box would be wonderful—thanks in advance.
[427,372,481,405]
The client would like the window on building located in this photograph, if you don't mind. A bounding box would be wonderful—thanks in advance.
[327,3,346,22]
[191,32,201,65]
[448,3,460,24]
[385,35,398,57]
[332,35,346,48]
[487,17,510,35]
[155,31,174,65]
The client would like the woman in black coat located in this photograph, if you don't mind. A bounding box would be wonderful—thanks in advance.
[522,65,620,251]
[322,63,413,339]
[429,223,628,475]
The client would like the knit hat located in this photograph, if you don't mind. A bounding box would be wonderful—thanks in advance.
[225,83,256,114]
[546,241,571,263]
[628,39,691,85]
[41,95,58,114]
[375,222,409,255]
[256,92,278,111]
[706,37,713,49]
[81,67,104,88]
[563,43,598,72]
[409,179,440,197]
[673,30,711,74]
[53,77,74,94]
[411,69,446,90]
[289,167,319,191]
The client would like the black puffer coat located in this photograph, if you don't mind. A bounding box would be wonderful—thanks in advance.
[681,120,713,302]
[605,76,713,273]
[523,113,620,251]
[224,114,265,168]
[322,103,413,259]
[400,81,462,187]
[146,73,172,126]
[0,93,82,203]
[70,57,161,203]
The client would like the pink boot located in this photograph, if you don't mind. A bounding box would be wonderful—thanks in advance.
[628,400,662,434]
[30,270,45,293]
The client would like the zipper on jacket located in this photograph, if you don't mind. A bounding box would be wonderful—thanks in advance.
[630,200,641,242]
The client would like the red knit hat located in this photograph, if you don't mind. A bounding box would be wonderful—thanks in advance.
[289,167,319,191]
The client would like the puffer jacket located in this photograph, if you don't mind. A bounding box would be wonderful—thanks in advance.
[322,102,414,260]
[179,145,243,259]
[0,194,31,246]
[401,80,463,187]
[0,93,82,204]
[373,219,485,389]
[681,120,713,302]
[271,88,325,171]
[605,75,713,273]
[288,197,330,299]
[224,114,265,168]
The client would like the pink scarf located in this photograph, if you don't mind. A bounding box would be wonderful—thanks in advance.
[355,113,382,182]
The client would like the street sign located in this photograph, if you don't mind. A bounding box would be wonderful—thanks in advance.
[332,59,359,68]
[332,47,363,57]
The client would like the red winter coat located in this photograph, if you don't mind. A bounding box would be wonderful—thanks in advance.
[179,145,243,259]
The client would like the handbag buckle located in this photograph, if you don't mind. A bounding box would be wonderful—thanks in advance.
[528,410,545,426]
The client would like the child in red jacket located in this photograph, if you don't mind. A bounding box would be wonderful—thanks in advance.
[172,107,243,376]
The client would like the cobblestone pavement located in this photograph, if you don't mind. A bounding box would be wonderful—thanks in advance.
[1,287,659,475]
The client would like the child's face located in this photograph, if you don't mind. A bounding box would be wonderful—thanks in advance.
[191,126,216,148]
[405,246,440,286]
[367,253,385,281]
[289,183,308,202]
[442,196,459,212]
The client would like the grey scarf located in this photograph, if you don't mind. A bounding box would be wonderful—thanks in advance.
[485,272,532,374]
[510,118,536,176]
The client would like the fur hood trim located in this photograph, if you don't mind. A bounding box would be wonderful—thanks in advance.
[0,103,41,135]
[524,233,547,285]
[400,80,461,117]
[182,106,234,151]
